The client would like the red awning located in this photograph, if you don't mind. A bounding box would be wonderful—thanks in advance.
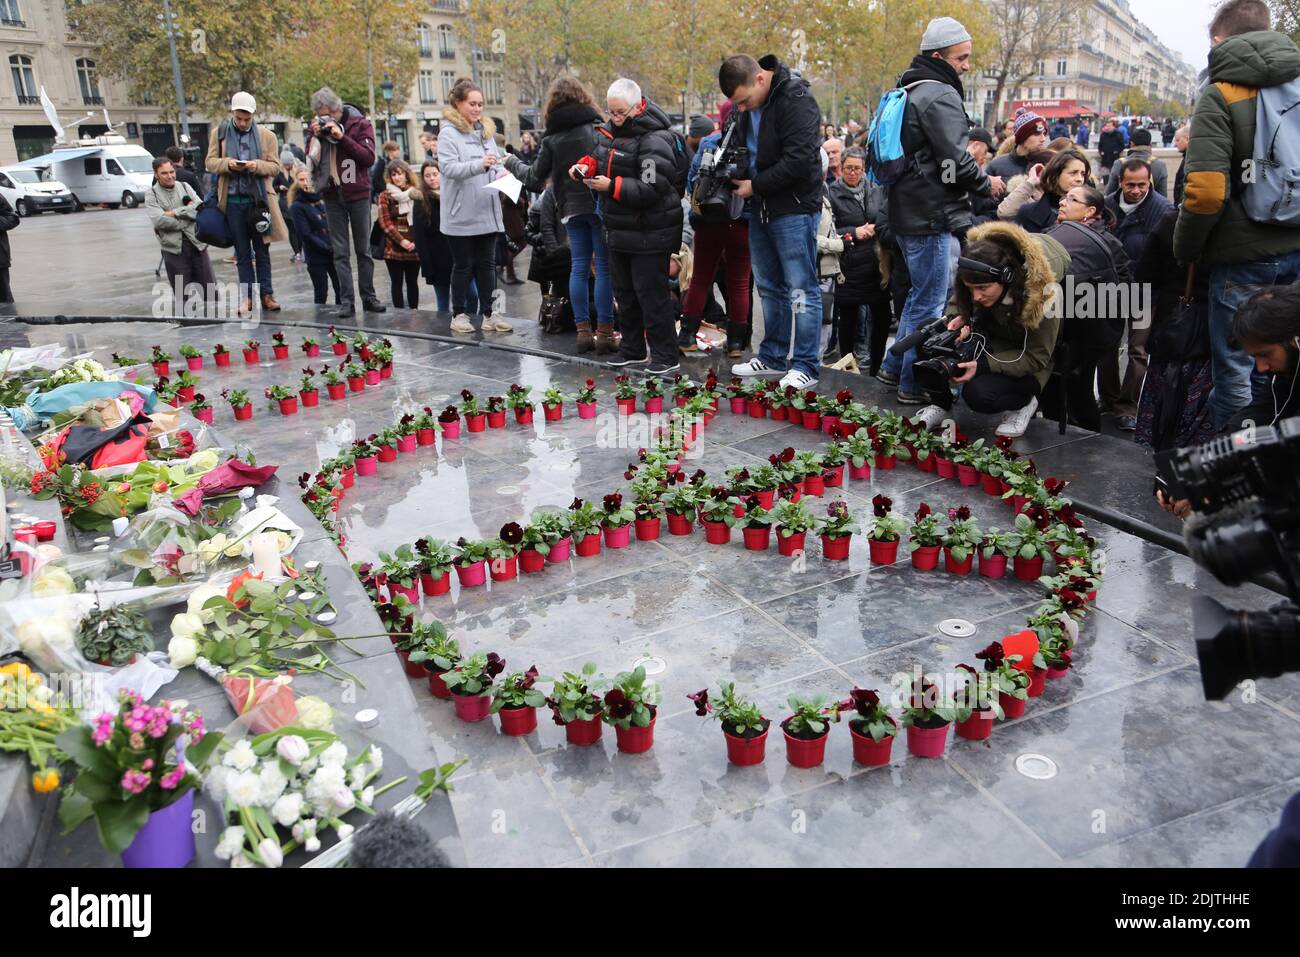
[1010,99,1091,119]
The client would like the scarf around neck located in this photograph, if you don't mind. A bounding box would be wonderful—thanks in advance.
[386,182,414,221]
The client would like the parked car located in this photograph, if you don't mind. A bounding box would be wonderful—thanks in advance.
[0,166,75,216]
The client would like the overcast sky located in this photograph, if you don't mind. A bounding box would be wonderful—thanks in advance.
[1128,0,1216,69]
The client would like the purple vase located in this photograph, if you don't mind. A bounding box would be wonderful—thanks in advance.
[121,790,196,868]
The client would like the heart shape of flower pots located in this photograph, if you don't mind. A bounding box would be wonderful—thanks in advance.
[498,704,538,736]
[782,719,829,768]
[466,413,487,433]
[667,513,694,536]
[910,544,940,570]
[519,548,546,573]
[614,711,656,753]
[955,712,993,741]
[348,376,365,393]
[743,525,771,551]
[777,529,806,556]
[634,518,661,541]
[452,692,492,722]
[575,533,601,557]
[603,524,631,549]
[869,537,899,564]
[821,533,851,561]
[547,537,572,562]
[421,570,451,595]
[724,722,770,766]
[906,722,950,758]
[944,548,974,575]
[490,555,518,581]
[455,560,487,587]
[543,403,563,421]
[565,715,602,746]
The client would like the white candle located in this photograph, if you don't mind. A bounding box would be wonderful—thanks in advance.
[250,532,281,579]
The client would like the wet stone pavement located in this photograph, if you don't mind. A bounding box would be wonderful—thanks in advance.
[5,312,1300,869]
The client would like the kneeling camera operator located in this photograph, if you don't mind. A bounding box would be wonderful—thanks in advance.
[899,222,1067,438]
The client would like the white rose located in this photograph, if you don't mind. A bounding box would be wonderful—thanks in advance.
[223,739,257,772]
[214,825,245,860]
[275,734,310,766]
[167,635,198,670]
[170,612,205,641]
[186,583,225,619]
[228,770,262,806]
[294,696,334,731]
[258,837,284,869]
[272,792,304,828]
[16,617,74,658]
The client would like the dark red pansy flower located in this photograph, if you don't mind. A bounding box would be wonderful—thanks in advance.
[975,642,1004,666]
[847,687,880,715]
[746,495,762,511]
[955,505,971,521]
[687,689,711,716]
[780,447,796,463]
[836,389,853,404]
[485,652,506,677]
[500,522,524,546]
[804,391,817,403]
[1044,477,1067,495]
[915,503,932,521]
[569,498,584,510]
[604,688,632,718]
[519,665,539,690]
[461,389,473,400]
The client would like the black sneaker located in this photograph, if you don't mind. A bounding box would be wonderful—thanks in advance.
[362,300,387,313]
[646,360,681,375]
[607,353,649,368]
[874,369,900,387]
[896,390,929,405]
[336,303,356,319]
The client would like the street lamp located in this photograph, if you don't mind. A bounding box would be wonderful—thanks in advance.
[380,73,395,144]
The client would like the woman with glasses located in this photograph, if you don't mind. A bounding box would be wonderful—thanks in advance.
[1015,148,1093,234]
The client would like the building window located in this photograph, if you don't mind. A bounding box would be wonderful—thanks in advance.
[76,57,101,104]
[1035,60,1045,77]
[483,70,503,105]
[0,0,24,27]
[437,23,455,59]
[9,54,36,104]
[1057,59,1068,76]
[441,70,456,101]
[419,69,436,104]
[417,22,432,57]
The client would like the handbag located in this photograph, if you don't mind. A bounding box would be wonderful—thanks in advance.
[538,292,574,333]
[194,182,234,248]
[368,220,386,260]
[1147,265,1209,363]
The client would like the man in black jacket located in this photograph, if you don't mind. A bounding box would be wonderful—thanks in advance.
[719,52,826,391]
[876,17,1003,407]
[1097,121,1125,177]
[0,192,17,303]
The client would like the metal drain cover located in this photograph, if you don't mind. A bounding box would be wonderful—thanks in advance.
[938,618,976,638]
[497,485,520,495]
[1015,753,1059,780]
[634,655,666,675]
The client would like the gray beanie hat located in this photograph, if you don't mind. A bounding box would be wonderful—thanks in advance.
[920,16,972,52]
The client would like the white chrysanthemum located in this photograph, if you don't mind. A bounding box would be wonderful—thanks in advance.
[228,770,263,806]
[272,792,303,827]
[223,739,256,771]
[205,766,230,803]
[320,740,348,768]
[214,825,245,860]
[258,763,288,804]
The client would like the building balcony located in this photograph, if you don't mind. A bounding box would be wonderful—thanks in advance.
[16,94,39,105]
[83,95,103,106]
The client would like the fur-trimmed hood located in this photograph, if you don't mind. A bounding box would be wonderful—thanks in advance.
[963,220,1069,330]
[441,107,497,141]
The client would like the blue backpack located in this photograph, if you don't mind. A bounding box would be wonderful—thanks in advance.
[1244,76,1300,226]
[866,80,941,186]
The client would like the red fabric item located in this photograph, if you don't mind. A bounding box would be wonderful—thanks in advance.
[174,458,279,515]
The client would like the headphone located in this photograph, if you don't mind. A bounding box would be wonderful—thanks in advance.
[958,256,1018,286]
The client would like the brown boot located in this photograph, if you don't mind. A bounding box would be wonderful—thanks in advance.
[261,294,282,312]
[594,326,616,355]
[576,325,595,353]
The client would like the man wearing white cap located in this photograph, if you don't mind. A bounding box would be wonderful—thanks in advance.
[205,90,288,315]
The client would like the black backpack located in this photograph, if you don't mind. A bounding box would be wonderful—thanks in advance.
[1047,221,1127,349]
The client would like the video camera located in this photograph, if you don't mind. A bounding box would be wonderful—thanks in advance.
[692,116,749,224]
[888,316,977,379]
[1155,417,1300,699]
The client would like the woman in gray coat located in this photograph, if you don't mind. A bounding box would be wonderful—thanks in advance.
[438,77,511,334]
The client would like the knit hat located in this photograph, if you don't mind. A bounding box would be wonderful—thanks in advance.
[920,16,971,52]
[689,115,715,138]
[280,147,296,166]
[1012,107,1046,145]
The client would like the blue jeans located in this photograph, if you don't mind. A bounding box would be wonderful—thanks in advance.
[882,232,958,393]
[1208,251,1300,428]
[433,278,477,314]
[749,212,822,378]
[226,197,274,298]
[564,213,614,327]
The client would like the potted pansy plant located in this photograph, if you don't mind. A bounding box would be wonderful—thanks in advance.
[689,682,771,766]
[843,428,875,480]
[841,687,899,766]
[614,374,638,415]
[438,405,461,439]
[151,345,172,377]
[378,545,421,603]
[602,664,661,754]
[662,482,700,536]
[533,509,573,563]
[413,407,438,445]
[818,499,858,561]
[781,693,840,768]
[952,663,1001,741]
[344,359,366,393]
[179,344,202,371]
[546,662,604,745]
[491,665,551,736]
[642,376,666,414]
[487,522,525,581]
[415,536,456,595]
[908,503,943,570]
[442,651,507,723]
[301,336,320,357]
[821,440,848,487]
[698,485,740,545]
[352,437,379,476]
[1010,508,1053,580]
[460,390,487,432]
[409,622,461,698]
[771,497,815,557]
[221,388,252,421]
[568,498,605,556]
[575,378,599,418]
[867,494,908,564]
[394,414,419,452]
[541,386,567,421]
[978,527,1017,578]
[506,383,535,424]
[271,331,290,360]
[940,506,982,575]
[298,368,319,407]
[901,674,956,758]
[191,392,214,426]
[394,618,450,679]
[739,496,773,551]
[453,537,490,587]
[373,427,399,462]
[629,471,665,541]
[486,395,507,429]
[600,492,636,549]
[977,641,1031,719]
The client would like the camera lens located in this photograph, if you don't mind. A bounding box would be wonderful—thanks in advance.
[1187,512,1278,587]
[1194,595,1300,699]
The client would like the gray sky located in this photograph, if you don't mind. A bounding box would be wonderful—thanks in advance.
[1128,0,1215,69]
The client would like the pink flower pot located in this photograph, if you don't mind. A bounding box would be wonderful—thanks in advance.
[377,444,397,462]
[421,571,451,595]
[617,397,637,416]
[906,722,950,758]
[354,455,377,476]
[1013,555,1044,581]
[185,356,203,371]
[152,361,170,377]
[667,513,694,536]
[876,455,897,470]
[381,363,393,379]
[956,712,994,741]
[519,548,546,573]
[194,407,214,425]
[729,397,747,414]
[395,434,417,453]
[732,502,746,520]
[273,345,289,360]
[365,369,381,386]
[278,397,298,415]
[233,403,253,421]
[417,427,436,445]
[565,716,603,746]
[935,456,957,479]
[398,649,426,679]
[575,533,601,557]
[644,396,664,414]
[212,351,233,369]
[724,725,770,767]
[340,466,355,488]
[703,520,731,545]
[1027,668,1047,698]
[910,544,940,570]
[487,411,507,429]
[548,537,572,563]
[543,403,563,421]
[978,552,1007,578]
[441,420,461,439]
[1047,664,1070,680]
[327,383,346,400]
[823,465,845,487]
[614,712,656,754]
[303,345,320,358]
[498,705,537,736]
[869,537,899,564]
[490,555,518,582]
[389,582,420,604]
[821,534,851,561]
[800,410,820,430]
[332,342,349,356]
[452,693,492,722]
[577,401,597,419]
[1011,494,1030,513]
[634,518,661,541]
[850,725,895,766]
[777,529,806,556]
[348,376,365,393]
[803,474,825,497]
[455,560,487,587]
[514,407,533,425]
[944,548,974,575]
[465,413,487,433]
[782,721,829,768]
[602,524,631,549]
[743,525,771,551]
[301,390,319,407]
[849,462,872,480]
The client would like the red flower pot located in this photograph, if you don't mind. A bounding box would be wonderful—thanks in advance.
[1047,663,1070,680]
[233,403,253,421]
[1013,555,1044,581]
[548,537,572,562]
[850,725,896,766]
[301,390,320,408]
[519,548,546,573]
[934,456,956,480]
[332,342,349,356]
[910,544,940,570]
[742,525,771,550]
[242,348,259,364]
[770,404,788,421]
[514,407,534,425]
[354,455,377,476]
[644,396,664,414]
[565,716,603,746]
[724,724,770,767]
[782,721,829,768]
[487,410,507,429]
[616,397,636,416]
[214,351,231,367]
[348,376,365,393]
[303,345,320,358]
[976,472,997,495]
[729,397,747,414]
[194,406,214,425]
[999,692,1027,718]
[777,529,806,556]
[979,552,1007,578]
[425,666,452,698]
[396,434,417,453]
[876,454,897,470]
[421,570,451,595]
[821,414,840,435]
[821,533,851,561]
[152,361,170,377]
[397,649,426,679]
[906,722,950,757]
[465,413,487,433]
[441,420,461,439]
[956,464,979,487]
[602,524,631,549]
[823,465,845,487]
[786,486,803,503]
[667,513,694,536]
[365,369,381,386]
[803,474,826,497]
[173,385,194,403]
[634,518,661,541]
[389,582,420,604]
[498,705,537,736]
[1027,668,1047,698]
[577,401,597,419]
[273,345,289,360]
[325,382,345,400]
[455,560,487,587]
[543,403,563,421]
[869,537,899,565]
[944,548,974,575]
[185,356,203,372]
[753,488,776,510]
[340,465,354,488]
[410,428,434,447]
[277,397,298,415]
[614,712,656,754]
[849,462,872,480]
[1011,494,1029,513]
[376,444,397,462]
[381,363,392,379]
[452,693,492,723]
[490,555,518,582]
[956,712,994,741]
[747,400,767,419]
[575,532,601,557]
[732,502,746,520]
[800,410,821,430]
[916,453,937,473]
[703,520,731,545]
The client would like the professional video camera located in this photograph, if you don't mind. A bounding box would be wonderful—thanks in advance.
[691,116,749,224]
[1155,417,1300,699]
[887,316,977,379]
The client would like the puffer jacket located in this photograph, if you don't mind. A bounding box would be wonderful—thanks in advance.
[888,54,992,236]
[504,101,601,220]
[948,221,1070,389]
[827,177,885,301]
[736,54,824,222]
[1175,30,1300,266]
[437,108,504,237]
[591,98,684,253]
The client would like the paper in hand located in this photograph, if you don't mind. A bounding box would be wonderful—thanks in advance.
[485,171,523,204]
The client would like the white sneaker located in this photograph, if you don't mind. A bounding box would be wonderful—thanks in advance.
[912,405,947,430]
[482,315,513,333]
[450,313,476,334]
[731,357,785,378]
[778,370,819,391]
[996,396,1039,438]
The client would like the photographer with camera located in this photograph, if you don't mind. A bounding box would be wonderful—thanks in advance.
[205,91,287,315]
[147,156,215,317]
[906,221,1068,437]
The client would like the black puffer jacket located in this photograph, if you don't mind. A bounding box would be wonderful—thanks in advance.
[826,177,885,302]
[504,101,601,220]
[888,54,992,235]
[592,98,685,253]
[739,54,824,222]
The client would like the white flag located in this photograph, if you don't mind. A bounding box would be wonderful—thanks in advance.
[39,86,64,141]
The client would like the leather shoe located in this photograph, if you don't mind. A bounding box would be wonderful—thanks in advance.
[363,300,387,313]
[336,304,356,319]
[261,294,281,312]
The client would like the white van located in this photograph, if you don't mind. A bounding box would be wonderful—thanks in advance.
[23,137,154,209]
[0,165,75,216]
